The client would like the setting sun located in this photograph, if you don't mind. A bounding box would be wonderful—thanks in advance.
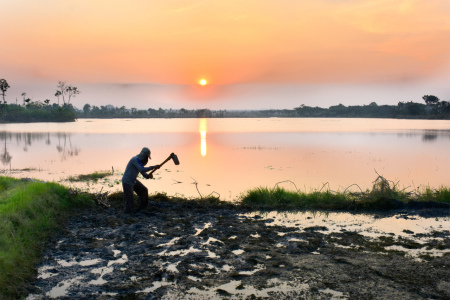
[199,79,207,86]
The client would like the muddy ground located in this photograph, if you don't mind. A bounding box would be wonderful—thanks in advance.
[26,198,450,300]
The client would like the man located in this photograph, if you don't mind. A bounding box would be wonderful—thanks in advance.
[122,147,160,213]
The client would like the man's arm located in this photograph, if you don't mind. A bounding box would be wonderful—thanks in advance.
[142,164,161,179]
[134,158,151,170]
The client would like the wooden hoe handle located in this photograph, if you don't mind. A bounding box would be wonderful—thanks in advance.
[148,153,175,175]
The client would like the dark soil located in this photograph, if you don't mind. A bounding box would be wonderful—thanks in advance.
[26,198,450,299]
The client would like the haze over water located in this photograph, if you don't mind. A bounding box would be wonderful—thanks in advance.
[2,118,449,200]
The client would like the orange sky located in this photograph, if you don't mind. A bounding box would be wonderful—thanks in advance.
[1,0,450,109]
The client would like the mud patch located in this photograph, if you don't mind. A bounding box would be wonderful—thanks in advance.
[26,202,450,299]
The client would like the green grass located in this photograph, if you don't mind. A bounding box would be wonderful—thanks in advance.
[416,186,450,203]
[240,186,352,210]
[240,177,450,210]
[68,170,112,182]
[0,177,94,299]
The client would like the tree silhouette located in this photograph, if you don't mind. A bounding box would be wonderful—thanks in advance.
[56,81,67,104]
[0,79,10,103]
[21,92,27,105]
[55,91,62,105]
[422,95,440,105]
[83,103,91,115]
[66,85,80,104]
[56,81,80,105]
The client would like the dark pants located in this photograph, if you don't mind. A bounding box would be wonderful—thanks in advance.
[123,180,148,213]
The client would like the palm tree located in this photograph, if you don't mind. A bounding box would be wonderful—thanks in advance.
[55,91,62,105]
[0,79,10,103]
[21,92,27,106]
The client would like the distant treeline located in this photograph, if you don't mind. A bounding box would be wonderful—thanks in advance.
[0,102,76,123]
[1,76,449,122]
[78,95,450,119]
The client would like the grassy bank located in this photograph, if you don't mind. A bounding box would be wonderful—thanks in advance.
[0,177,93,299]
[100,172,450,211]
[240,177,450,210]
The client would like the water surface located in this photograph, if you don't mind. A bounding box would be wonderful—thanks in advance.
[1,118,450,200]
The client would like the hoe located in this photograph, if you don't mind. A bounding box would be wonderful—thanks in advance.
[149,152,180,176]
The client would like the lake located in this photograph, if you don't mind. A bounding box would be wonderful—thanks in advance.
[1,118,450,200]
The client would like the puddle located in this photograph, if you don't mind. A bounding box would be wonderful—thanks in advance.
[46,276,84,298]
[157,246,202,257]
[243,211,450,258]
[165,261,180,273]
[206,250,220,258]
[202,237,224,246]
[89,266,113,285]
[222,264,233,271]
[194,222,212,236]
[137,280,174,293]
[157,237,180,248]
[385,246,450,261]
[37,267,58,280]
[187,279,310,298]
[56,258,102,267]
[107,254,128,266]
[188,275,202,282]
[319,288,348,299]
[238,264,265,275]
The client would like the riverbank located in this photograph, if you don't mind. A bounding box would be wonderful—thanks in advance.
[1,177,449,299]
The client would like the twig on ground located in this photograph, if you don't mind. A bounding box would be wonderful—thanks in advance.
[190,177,219,199]
[191,177,203,198]
[400,186,411,193]
[343,183,364,194]
[93,187,110,208]
[274,180,300,192]
[373,169,396,187]
[319,182,336,194]
[204,191,220,198]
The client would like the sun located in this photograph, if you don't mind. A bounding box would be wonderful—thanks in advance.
[199,79,207,86]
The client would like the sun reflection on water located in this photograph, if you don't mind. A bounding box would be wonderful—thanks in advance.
[199,118,207,157]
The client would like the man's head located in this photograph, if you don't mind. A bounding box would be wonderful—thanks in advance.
[141,147,151,159]
[138,147,151,164]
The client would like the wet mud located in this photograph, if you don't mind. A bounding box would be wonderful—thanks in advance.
[27,200,450,299]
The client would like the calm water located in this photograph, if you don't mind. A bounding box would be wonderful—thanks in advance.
[1,118,450,200]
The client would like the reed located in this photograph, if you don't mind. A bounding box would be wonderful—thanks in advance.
[0,177,93,299]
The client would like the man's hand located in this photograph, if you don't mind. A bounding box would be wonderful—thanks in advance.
[145,173,154,179]
[153,164,161,170]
